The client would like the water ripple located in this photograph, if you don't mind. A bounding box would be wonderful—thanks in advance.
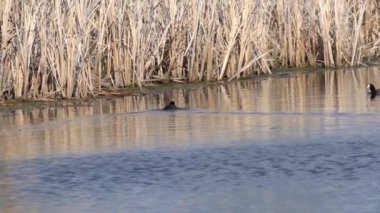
[3,140,380,202]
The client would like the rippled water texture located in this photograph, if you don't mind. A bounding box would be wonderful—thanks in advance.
[1,68,380,212]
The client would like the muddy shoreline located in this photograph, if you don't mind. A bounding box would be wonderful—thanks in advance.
[0,79,234,112]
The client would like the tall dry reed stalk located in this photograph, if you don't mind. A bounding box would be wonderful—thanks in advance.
[0,0,379,99]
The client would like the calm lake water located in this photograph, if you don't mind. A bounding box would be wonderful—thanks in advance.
[1,67,380,212]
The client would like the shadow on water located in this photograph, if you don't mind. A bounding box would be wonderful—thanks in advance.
[1,67,380,212]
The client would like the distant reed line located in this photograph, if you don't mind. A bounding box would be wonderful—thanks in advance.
[0,0,379,99]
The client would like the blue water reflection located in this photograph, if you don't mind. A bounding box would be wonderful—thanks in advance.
[2,139,380,212]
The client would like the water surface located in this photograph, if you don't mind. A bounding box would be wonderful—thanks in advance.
[1,67,380,212]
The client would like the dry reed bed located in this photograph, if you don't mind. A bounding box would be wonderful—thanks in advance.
[0,0,379,99]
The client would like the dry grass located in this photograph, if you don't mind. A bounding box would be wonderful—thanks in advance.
[0,0,380,99]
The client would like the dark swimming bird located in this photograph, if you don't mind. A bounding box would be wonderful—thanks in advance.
[367,83,380,98]
[163,101,177,110]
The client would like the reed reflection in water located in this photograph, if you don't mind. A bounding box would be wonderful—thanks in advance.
[1,67,380,161]
[1,67,380,212]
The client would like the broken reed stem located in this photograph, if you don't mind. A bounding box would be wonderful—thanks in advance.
[0,0,380,99]
[228,49,272,81]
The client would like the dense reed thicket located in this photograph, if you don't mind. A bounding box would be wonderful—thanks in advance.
[0,0,379,99]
